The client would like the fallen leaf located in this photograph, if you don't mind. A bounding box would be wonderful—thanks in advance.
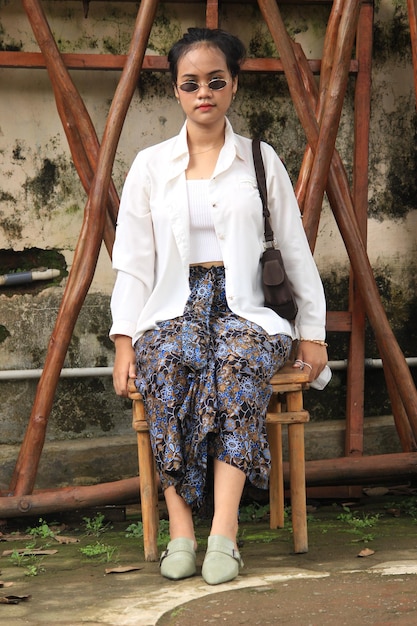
[358,548,375,557]
[0,594,31,604]
[0,533,33,542]
[53,535,79,544]
[2,549,58,557]
[0,582,14,588]
[105,565,143,575]
[363,487,389,497]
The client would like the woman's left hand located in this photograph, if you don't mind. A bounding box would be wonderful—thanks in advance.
[293,342,328,383]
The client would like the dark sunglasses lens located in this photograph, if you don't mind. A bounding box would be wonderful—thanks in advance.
[180,82,199,92]
[209,79,227,90]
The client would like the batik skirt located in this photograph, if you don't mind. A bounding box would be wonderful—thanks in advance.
[134,265,292,510]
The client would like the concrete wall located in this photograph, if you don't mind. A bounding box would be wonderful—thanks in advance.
[0,1,416,489]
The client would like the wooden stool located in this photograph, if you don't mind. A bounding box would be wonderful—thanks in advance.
[128,363,309,561]
[266,364,310,554]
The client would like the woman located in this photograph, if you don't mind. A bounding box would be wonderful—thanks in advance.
[110,27,328,585]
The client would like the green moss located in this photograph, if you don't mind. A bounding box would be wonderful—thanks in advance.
[147,6,182,55]
[136,72,172,100]
[103,37,119,55]
[65,204,82,215]
[248,27,278,59]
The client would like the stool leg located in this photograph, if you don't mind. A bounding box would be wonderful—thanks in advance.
[267,420,285,529]
[287,391,308,554]
[134,399,159,562]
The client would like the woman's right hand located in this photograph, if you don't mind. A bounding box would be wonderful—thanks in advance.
[113,335,136,397]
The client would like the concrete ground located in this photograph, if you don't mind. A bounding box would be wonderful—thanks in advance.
[1,488,417,625]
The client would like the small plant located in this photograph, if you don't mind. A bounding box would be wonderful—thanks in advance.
[239,502,270,523]
[126,519,170,546]
[9,547,32,568]
[25,563,45,577]
[79,541,118,563]
[83,513,110,537]
[9,544,45,577]
[157,520,170,547]
[387,497,417,520]
[27,518,56,539]
[337,506,380,542]
[125,521,144,539]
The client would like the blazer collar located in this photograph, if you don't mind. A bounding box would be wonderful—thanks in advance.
[167,117,244,181]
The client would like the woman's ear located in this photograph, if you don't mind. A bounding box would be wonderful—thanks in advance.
[232,75,238,99]
[173,83,180,102]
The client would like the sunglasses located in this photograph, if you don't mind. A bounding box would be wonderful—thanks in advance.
[178,78,230,93]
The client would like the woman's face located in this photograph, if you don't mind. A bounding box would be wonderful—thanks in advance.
[173,43,238,128]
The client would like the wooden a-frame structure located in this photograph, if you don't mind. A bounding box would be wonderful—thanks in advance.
[1,0,417,516]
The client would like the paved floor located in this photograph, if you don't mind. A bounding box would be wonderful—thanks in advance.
[1,493,417,625]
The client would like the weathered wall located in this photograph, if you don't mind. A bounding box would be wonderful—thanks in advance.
[0,0,416,488]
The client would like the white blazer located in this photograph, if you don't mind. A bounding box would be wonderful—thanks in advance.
[110,118,326,346]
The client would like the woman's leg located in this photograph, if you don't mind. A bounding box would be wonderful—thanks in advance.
[164,485,197,550]
[160,486,197,580]
[202,459,246,585]
[210,459,246,546]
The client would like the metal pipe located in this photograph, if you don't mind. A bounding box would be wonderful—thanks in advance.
[1,358,417,381]
[0,268,60,286]
[0,367,113,380]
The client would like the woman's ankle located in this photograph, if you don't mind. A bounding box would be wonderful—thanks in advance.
[209,519,238,546]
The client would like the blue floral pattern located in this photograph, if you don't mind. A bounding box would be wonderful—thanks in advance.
[135,265,292,510]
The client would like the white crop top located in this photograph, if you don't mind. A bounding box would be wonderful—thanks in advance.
[187,180,223,264]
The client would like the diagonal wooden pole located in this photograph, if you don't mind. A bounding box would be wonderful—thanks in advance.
[408,0,417,108]
[293,40,416,453]
[10,0,160,496]
[257,0,417,436]
[301,0,361,248]
[295,0,345,213]
[21,0,119,255]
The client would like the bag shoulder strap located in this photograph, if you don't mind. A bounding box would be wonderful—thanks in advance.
[252,138,275,245]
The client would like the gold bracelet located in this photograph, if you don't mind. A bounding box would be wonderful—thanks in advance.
[300,338,328,347]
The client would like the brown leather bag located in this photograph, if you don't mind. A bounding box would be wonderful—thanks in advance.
[252,138,298,321]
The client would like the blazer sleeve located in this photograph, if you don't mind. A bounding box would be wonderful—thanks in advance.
[261,142,326,340]
[109,153,155,341]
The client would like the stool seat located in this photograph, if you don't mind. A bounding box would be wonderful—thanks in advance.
[129,362,310,561]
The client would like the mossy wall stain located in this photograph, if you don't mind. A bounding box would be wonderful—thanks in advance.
[369,105,417,220]
[370,0,417,220]
[373,0,412,63]
[24,158,58,212]
[53,379,115,434]
[0,19,23,51]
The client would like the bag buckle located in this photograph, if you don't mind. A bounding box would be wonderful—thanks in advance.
[263,238,277,251]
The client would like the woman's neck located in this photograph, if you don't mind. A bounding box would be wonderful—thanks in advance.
[186,119,225,156]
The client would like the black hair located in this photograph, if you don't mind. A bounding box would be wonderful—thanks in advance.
[167,27,246,83]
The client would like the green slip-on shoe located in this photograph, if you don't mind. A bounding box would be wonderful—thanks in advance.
[201,535,244,585]
[160,538,196,580]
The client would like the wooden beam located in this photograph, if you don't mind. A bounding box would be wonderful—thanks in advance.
[0,50,358,74]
